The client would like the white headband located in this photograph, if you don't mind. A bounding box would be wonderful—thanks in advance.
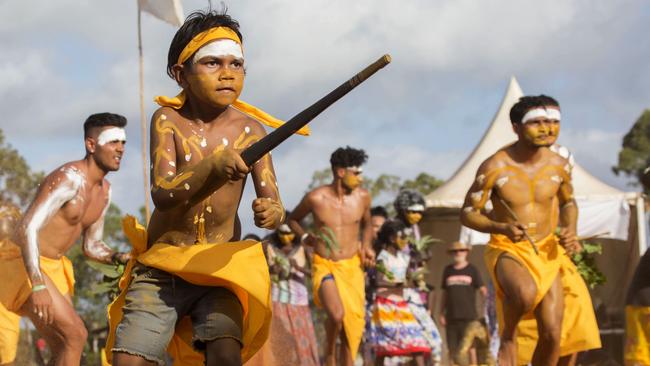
[521,108,561,124]
[193,39,244,63]
[346,166,363,173]
[97,127,126,146]
[407,204,425,212]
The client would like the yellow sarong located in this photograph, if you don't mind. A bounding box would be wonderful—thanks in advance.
[516,250,601,363]
[625,306,650,365]
[103,216,272,365]
[312,254,365,359]
[0,242,75,363]
[485,234,601,364]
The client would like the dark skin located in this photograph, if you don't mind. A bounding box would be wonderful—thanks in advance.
[460,107,578,366]
[288,167,375,366]
[113,43,283,366]
[12,126,128,366]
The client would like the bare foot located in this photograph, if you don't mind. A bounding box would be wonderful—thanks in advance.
[497,340,517,366]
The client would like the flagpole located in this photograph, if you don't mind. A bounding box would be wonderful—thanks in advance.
[137,1,151,223]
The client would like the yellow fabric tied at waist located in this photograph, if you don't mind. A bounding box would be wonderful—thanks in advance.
[0,240,75,313]
[312,254,365,359]
[103,216,272,365]
[154,26,310,136]
[485,234,601,364]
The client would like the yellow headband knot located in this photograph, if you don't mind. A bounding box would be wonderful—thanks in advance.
[154,26,309,136]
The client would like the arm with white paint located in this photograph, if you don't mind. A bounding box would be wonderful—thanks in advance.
[81,186,125,264]
[14,168,82,285]
[249,123,284,229]
[359,190,375,267]
[461,159,527,243]
[149,109,249,211]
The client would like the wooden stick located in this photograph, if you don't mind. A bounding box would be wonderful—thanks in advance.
[240,54,392,166]
[498,198,540,255]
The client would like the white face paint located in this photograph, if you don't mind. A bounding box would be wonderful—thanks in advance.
[193,39,244,63]
[407,204,425,212]
[97,127,126,146]
[521,108,562,124]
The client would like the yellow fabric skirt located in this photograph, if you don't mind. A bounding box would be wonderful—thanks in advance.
[0,242,75,363]
[484,234,600,364]
[516,251,601,363]
[625,305,650,365]
[103,216,272,365]
[312,253,365,359]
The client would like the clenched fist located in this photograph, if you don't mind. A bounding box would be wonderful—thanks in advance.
[252,198,284,229]
[558,227,581,255]
[212,149,249,182]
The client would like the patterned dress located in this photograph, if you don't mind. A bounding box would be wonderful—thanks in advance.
[369,250,436,357]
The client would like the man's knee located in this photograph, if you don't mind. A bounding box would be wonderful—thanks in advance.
[60,317,88,348]
[539,322,562,346]
[328,307,344,326]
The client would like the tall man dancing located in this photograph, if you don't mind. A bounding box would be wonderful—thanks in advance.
[0,113,129,365]
[107,9,304,366]
[289,146,375,366]
[460,95,599,365]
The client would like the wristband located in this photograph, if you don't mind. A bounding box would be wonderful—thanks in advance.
[32,284,47,293]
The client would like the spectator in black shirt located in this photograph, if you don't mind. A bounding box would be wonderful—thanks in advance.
[439,241,487,364]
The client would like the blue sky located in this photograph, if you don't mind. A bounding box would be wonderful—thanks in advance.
[1,0,649,235]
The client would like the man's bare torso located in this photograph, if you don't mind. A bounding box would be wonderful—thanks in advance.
[307,185,369,260]
[35,162,109,259]
[147,106,268,246]
[479,146,571,241]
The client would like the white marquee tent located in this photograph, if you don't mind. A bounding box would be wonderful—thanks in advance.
[420,77,646,313]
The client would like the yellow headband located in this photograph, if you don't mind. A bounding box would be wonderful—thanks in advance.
[154,26,309,136]
[177,26,242,65]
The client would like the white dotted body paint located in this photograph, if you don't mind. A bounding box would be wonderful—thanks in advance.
[244,126,251,134]
[185,153,192,162]
[222,138,229,146]
[206,206,213,213]
[463,206,475,213]
[550,175,563,184]
[476,174,486,185]
[160,114,167,120]
[496,176,509,188]
[168,161,176,167]
[200,138,207,148]
[184,183,190,190]
[470,191,484,203]
[97,127,126,146]
[260,181,266,187]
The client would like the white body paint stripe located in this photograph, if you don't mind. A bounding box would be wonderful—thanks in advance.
[97,127,126,146]
[193,39,244,63]
[25,168,83,276]
[407,204,425,212]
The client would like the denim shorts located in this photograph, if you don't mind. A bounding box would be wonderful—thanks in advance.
[112,264,243,365]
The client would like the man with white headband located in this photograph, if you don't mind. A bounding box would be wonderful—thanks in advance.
[0,113,129,365]
[107,9,307,366]
[289,146,375,366]
[460,95,600,365]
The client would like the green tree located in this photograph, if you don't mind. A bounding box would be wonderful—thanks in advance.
[0,129,44,206]
[400,172,444,195]
[613,109,650,194]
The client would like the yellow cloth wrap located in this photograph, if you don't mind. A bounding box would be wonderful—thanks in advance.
[312,254,365,359]
[625,305,650,365]
[516,250,601,363]
[484,233,561,311]
[0,302,20,363]
[154,26,310,136]
[0,242,76,364]
[103,216,272,365]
